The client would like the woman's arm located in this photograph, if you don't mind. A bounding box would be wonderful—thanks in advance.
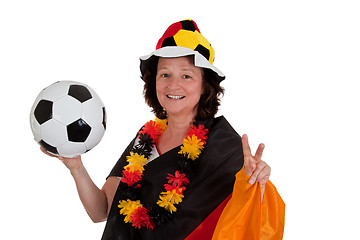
[70,160,120,222]
[41,147,119,223]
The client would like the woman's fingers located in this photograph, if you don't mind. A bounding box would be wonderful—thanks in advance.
[244,155,257,176]
[242,134,270,186]
[241,134,252,158]
[258,164,271,185]
[248,161,269,185]
[254,143,265,162]
[242,134,257,176]
[40,146,57,158]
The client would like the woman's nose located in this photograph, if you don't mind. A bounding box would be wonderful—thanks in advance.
[167,76,181,89]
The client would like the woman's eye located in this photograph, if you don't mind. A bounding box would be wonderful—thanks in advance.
[161,73,169,78]
[183,75,191,79]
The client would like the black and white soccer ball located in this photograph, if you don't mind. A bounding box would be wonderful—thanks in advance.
[30,80,107,158]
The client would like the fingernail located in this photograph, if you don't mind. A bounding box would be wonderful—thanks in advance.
[249,179,255,184]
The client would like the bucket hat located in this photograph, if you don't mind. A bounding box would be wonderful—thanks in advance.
[140,19,225,82]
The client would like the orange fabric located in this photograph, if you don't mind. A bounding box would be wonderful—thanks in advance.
[212,168,285,240]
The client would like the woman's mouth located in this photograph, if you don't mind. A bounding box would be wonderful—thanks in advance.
[167,95,185,100]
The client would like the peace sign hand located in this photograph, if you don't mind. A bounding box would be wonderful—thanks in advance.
[242,134,271,193]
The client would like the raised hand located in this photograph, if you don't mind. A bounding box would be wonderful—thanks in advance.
[242,134,271,193]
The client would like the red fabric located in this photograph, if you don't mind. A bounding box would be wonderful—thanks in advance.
[191,20,200,33]
[184,194,232,240]
[155,141,162,155]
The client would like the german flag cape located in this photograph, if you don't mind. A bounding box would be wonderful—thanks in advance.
[102,116,285,239]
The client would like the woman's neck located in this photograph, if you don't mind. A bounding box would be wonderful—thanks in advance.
[156,115,194,154]
[166,115,194,139]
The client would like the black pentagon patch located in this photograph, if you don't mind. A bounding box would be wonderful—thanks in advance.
[34,100,53,124]
[194,44,210,61]
[68,85,92,103]
[67,118,91,142]
[161,36,177,48]
[39,139,58,155]
[102,107,106,130]
[180,20,197,32]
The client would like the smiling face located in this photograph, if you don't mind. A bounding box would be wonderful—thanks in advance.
[156,56,203,120]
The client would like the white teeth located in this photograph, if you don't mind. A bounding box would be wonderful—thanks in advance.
[167,95,184,100]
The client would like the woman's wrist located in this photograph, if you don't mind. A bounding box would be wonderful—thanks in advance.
[69,159,85,177]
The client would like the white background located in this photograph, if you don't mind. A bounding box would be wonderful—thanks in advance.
[1,0,359,239]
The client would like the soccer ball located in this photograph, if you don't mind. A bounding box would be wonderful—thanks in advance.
[30,80,107,158]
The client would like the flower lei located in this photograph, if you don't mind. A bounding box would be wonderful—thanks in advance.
[118,117,209,229]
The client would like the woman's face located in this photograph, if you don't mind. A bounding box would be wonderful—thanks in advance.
[156,56,203,120]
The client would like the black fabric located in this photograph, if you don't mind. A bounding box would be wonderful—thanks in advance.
[194,44,210,61]
[102,116,244,240]
[161,36,177,48]
[180,20,197,32]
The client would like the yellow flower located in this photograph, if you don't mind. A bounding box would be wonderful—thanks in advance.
[160,190,184,205]
[118,199,142,223]
[126,152,147,173]
[155,117,168,131]
[157,195,177,213]
[178,135,204,160]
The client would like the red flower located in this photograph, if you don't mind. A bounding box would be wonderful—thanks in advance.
[167,171,189,187]
[164,184,186,194]
[121,167,142,186]
[131,207,154,229]
[138,120,164,142]
[186,124,208,144]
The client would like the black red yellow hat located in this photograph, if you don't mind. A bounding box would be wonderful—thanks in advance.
[140,19,225,82]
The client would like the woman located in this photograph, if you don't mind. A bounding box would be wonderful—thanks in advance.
[42,20,285,239]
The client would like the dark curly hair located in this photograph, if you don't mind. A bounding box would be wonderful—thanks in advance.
[142,56,224,121]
